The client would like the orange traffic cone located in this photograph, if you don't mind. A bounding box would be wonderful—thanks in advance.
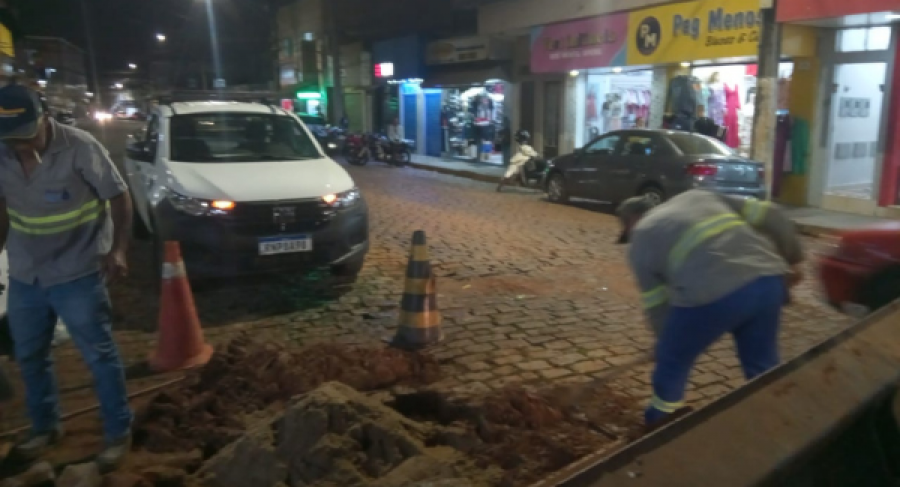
[386,230,443,350]
[149,242,213,372]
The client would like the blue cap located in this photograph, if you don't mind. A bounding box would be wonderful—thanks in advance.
[0,84,44,140]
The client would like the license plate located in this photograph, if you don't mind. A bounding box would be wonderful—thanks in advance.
[258,235,312,255]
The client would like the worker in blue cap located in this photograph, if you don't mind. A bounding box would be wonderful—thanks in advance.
[0,84,134,470]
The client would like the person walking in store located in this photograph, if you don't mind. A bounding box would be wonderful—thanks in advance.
[0,84,133,470]
[616,190,804,426]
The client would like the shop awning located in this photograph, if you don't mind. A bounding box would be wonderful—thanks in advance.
[421,63,510,88]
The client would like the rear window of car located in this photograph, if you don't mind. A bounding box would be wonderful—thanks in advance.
[668,133,734,156]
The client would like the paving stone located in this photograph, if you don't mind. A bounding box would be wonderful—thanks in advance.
[516,360,551,372]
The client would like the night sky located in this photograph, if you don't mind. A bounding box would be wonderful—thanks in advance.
[13,0,273,85]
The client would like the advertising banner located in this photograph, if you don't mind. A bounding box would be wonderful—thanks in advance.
[626,0,816,65]
[530,13,629,73]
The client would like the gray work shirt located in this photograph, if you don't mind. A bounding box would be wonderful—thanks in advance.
[0,119,128,287]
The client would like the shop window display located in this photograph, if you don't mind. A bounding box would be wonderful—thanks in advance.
[441,82,506,164]
[578,71,652,146]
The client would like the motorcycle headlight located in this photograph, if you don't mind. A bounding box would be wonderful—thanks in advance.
[322,187,361,209]
[167,191,235,216]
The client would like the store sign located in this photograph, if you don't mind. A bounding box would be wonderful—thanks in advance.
[374,62,394,78]
[627,0,814,65]
[777,0,900,22]
[426,37,490,65]
[530,13,629,73]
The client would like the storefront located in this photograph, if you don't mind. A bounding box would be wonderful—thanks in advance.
[417,36,513,164]
[779,0,900,216]
[530,12,655,149]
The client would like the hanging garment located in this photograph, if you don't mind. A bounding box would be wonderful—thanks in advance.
[586,92,598,121]
[609,99,624,130]
[723,84,742,148]
[667,75,700,118]
[772,114,792,198]
[790,118,810,175]
[707,83,726,126]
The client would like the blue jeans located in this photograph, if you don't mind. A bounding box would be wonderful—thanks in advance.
[8,272,132,440]
[645,275,785,424]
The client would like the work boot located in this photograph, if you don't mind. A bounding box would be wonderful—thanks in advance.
[96,431,132,473]
[11,426,64,461]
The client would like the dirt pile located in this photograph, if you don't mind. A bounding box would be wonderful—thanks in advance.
[392,386,642,487]
[134,336,441,458]
[195,382,501,487]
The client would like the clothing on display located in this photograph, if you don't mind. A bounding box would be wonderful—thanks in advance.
[707,82,726,126]
[693,117,725,141]
[580,72,652,145]
[440,83,506,162]
[723,84,741,148]
[665,75,702,131]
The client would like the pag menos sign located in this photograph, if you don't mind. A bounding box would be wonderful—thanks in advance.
[530,13,629,73]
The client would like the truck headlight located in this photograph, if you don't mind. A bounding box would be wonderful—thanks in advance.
[322,188,361,209]
[167,191,234,216]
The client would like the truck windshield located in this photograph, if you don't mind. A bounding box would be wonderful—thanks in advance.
[169,113,321,162]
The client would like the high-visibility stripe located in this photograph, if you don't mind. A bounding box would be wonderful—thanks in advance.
[669,213,746,272]
[9,205,104,235]
[742,198,771,226]
[641,285,668,309]
[650,395,685,413]
[8,200,101,225]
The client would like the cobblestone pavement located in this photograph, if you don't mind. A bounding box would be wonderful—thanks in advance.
[0,162,853,432]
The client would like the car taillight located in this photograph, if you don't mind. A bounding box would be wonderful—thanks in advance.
[687,163,718,176]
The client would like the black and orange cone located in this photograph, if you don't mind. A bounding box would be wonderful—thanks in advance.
[149,242,213,372]
[387,230,443,350]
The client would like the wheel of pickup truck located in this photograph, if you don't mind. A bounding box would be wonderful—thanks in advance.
[860,267,900,312]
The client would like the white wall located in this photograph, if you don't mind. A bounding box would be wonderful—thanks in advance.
[479,0,672,35]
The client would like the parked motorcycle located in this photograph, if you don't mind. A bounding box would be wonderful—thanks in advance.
[345,133,412,167]
[497,129,547,192]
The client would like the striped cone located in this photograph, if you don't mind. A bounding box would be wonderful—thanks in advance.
[387,230,443,350]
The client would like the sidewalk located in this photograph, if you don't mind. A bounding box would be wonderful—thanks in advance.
[408,155,896,236]
[409,154,505,184]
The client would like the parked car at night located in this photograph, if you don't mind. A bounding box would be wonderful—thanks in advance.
[543,129,766,205]
[819,223,900,314]
[124,101,369,280]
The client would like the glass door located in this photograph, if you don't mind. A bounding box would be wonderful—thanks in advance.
[825,62,888,200]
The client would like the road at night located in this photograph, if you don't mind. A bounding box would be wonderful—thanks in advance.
[0,121,852,432]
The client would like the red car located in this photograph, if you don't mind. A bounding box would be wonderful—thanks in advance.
[819,222,900,314]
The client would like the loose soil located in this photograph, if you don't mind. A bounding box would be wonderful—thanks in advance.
[2,337,641,486]
[134,335,442,458]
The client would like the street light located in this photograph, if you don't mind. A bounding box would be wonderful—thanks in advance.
[114,83,124,89]
[128,63,137,70]
[156,33,167,42]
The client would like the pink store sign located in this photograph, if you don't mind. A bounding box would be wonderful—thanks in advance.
[530,13,628,73]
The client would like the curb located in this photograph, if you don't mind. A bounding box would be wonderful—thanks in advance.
[408,161,502,185]
[406,159,850,238]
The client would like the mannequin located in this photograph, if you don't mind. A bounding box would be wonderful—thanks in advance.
[601,93,613,132]
[608,93,624,130]
[707,72,725,126]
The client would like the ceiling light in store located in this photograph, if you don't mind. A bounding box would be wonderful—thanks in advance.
[612,67,623,73]
[569,70,580,77]
[887,13,900,20]
[680,62,692,67]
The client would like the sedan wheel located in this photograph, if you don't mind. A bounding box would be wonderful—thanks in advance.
[547,174,569,203]
[639,186,665,206]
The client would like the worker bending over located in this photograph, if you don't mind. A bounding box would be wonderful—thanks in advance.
[617,190,803,425]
